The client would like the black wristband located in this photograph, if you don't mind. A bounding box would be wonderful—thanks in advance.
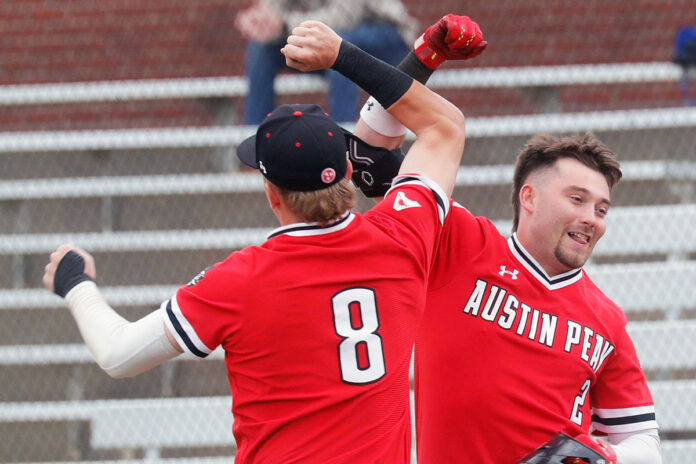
[397,50,435,85]
[54,250,93,298]
[331,40,413,109]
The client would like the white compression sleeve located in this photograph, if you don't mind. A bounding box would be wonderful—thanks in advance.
[608,429,662,464]
[65,281,181,378]
[359,96,408,137]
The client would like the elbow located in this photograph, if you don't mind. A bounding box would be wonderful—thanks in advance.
[103,366,134,379]
[102,363,142,379]
[437,105,466,144]
[95,350,139,379]
[448,105,466,134]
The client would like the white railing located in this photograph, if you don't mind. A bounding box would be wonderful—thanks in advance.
[1,107,696,152]
[0,160,693,200]
[0,62,681,106]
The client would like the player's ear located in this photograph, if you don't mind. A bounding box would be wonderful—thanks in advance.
[345,159,353,180]
[519,183,536,215]
[263,180,282,212]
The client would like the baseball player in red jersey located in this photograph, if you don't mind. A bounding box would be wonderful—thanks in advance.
[41,21,486,464]
[350,14,662,464]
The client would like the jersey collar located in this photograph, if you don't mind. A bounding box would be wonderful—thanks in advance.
[267,211,354,239]
[507,232,584,290]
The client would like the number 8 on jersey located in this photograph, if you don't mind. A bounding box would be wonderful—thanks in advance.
[332,287,386,384]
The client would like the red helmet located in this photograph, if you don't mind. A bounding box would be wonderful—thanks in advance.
[517,433,615,464]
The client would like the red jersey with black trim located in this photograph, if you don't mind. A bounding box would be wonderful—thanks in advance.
[163,176,448,464]
[415,203,657,464]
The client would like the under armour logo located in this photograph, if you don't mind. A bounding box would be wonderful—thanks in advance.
[366,100,374,111]
[498,265,519,280]
[258,160,267,174]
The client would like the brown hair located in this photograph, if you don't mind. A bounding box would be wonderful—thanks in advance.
[511,132,622,231]
[276,178,356,226]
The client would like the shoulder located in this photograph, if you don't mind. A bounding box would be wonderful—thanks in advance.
[442,201,505,249]
[183,247,259,295]
[368,174,450,225]
[580,272,628,326]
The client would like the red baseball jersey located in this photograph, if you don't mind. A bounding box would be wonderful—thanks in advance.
[163,176,448,464]
[415,203,657,464]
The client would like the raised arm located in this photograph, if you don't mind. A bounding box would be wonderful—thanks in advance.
[282,20,477,196]
[354,14,487,196]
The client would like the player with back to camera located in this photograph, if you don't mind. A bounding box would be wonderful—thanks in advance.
[345,13,662,464]
[42,18,486,464]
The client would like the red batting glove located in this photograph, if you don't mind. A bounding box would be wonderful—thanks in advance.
[414,14,487,70]
[574,434,618,464]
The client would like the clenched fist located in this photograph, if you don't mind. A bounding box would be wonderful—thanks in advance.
[415,14,487,69]
[43,244,96,297]
[281,21,343,72]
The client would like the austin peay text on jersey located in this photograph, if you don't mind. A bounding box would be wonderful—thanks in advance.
[462,278,615,373]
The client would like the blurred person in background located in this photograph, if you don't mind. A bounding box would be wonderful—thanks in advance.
[235,0,417,123]
[42,18,486,463]
[672,25,696,105]
[348,13,662,464]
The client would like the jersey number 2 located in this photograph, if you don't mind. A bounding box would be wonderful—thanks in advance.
[570,378,591,425]
[332,288,386,384]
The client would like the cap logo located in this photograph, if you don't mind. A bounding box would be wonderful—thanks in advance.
[321,168,337,184]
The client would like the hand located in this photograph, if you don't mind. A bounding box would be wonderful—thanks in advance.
[281,21,342,72]
[415,14,487,69]
[235,4,284,42]
[43,244,97,294]
[574,434,618,463]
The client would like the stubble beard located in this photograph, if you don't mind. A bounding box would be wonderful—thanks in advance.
[553,237,592,271]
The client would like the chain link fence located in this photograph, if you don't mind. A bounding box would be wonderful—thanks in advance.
[1,0,695,462]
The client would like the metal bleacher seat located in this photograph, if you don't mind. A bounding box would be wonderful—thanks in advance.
[0,62,681,106]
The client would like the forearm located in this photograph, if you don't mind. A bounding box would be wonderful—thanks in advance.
[355,50,435,139]
[353,119,404,151]
[66,281,180,378]
[332,41,461,138]
[332,39,463,196]
[609,429,662,464]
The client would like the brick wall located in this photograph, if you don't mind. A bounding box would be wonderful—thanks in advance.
[0,0,248,84]
[408,0,696,67]
[3,0,695,84]
[0,0,693,129]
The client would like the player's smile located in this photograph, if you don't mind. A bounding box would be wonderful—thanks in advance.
[556,226,596,269]
[520,157,611,276]
[567,230,591,245]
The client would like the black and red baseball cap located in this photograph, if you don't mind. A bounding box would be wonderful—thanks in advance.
[237,104,349,191]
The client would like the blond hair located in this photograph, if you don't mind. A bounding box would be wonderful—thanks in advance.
[276,178,356,226]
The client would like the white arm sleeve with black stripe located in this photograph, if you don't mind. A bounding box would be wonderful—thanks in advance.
[65,281,181,378]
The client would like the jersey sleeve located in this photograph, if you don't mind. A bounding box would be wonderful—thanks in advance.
[427,200,497,291]
[590,323,658,434]
[385,174,451,226]
[162,258,246,359]
[366,175,449,271]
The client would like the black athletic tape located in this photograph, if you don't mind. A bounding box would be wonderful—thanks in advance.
[345,133,404,197]
[331,41,413,109]
[54,250,93,298]
[397,50,434,85]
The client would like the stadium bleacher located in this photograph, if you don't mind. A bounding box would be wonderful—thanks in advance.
[1,0,695,462]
